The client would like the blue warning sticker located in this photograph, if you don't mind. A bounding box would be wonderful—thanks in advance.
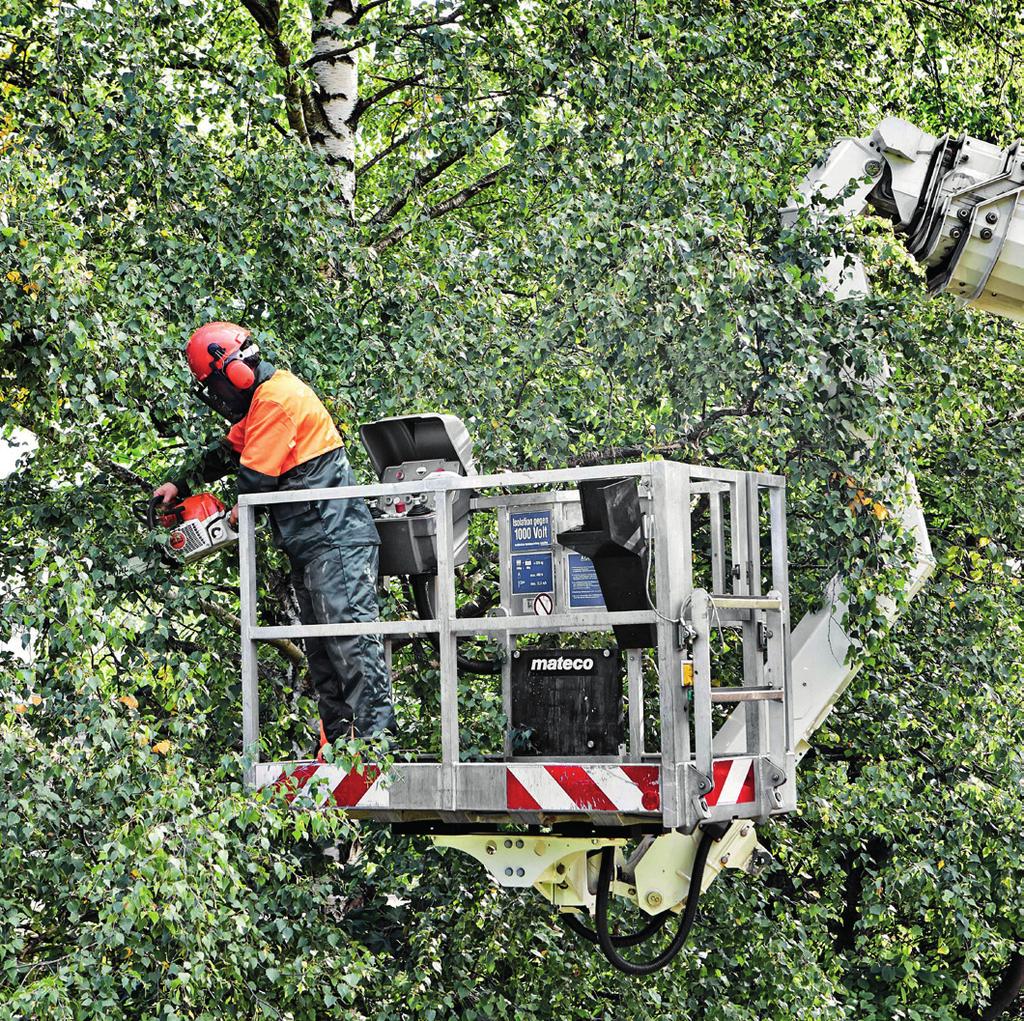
[511,552,554,595]
[567,553,605,608]
[509,510,552,552]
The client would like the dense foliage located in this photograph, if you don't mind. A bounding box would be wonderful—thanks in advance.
[2,0,1024,1017]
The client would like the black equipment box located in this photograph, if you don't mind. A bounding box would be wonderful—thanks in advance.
[509,647,623,756]
[557,478,655,648]
[359,414,475,577]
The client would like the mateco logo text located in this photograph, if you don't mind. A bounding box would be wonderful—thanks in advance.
[530,655,595,673]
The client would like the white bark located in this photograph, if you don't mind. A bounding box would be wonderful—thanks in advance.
[310,0,359,212]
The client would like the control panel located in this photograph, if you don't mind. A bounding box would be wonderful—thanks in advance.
[505,500,607,617]
[370,459,460,519]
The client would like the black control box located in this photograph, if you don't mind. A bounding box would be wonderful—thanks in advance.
[509,647,623,756]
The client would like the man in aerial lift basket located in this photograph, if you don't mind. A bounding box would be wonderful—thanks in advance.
[153,321,396,751]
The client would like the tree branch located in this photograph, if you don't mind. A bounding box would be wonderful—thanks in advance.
[98,458,150,489]
[368,137,487,224]
[980,952,1024,1020]
[351,0,391,22]
[569,379,768,467]
[399,7,465,34]
[300,43,363,69]
[830,836,892,954]
[423,164,508,218]
[374,162,509,250]
[199,599,306,667]
[358,123,424,176]
[353,71,427,122]
[238,0,309,143]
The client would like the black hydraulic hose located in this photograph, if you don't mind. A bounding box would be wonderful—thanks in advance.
[594,828,715,976]
[561,900,670,948]
[408,575,502,675]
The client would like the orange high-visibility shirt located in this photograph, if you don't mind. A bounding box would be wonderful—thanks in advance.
[226,369,343,477]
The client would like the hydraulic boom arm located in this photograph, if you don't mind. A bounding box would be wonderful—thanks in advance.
[711,115,1024,872]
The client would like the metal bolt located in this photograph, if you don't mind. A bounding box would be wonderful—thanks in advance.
[603,649,611,658]
[485,841,497,855]
[950,227,963,240]
[513,651,520,659]
[957,207,971,221]
[515,839,524,849]
[986,210,999,224]
[646,891,663,908]
[740,826,750,837]
[586,739,595,749]
[628,887,636,897]
[719,854,730,866]
[504,839,513,849]
[556,863,566,875]
[516,867,525,877]
[864,159,882,176]
[980,227,994,240]
[504,867,513,876]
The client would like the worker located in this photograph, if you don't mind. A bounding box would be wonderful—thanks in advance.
[153,321,396,752]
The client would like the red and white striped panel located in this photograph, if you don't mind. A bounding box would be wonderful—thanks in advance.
[273,762,389,809]
[506,764,661,813]
[705,757,756,807]
[505,759,756,814]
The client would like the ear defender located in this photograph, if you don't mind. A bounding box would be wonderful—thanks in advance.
[224,357,255,389]
[206,340,256,390]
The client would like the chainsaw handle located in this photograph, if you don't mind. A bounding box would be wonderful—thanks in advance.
[146,495,183,529]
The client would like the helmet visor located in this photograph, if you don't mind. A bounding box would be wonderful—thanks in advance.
[195,369,253,423]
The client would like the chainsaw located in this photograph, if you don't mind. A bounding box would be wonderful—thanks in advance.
[144,493,238,563]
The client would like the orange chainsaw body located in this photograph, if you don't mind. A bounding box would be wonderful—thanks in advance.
[160,493,237,563]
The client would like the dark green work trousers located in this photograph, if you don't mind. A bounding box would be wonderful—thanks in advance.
[290,544,397,742]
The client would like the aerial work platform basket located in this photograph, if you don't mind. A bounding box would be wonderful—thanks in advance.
[239,457,796,836]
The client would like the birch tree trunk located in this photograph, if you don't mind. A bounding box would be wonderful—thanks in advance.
[309,0,359,213]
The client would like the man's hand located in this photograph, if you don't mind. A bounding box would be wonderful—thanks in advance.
[229,503,239,528]
[153,482,179,506]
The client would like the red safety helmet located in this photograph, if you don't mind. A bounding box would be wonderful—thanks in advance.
[186,321,262,422]
[186,321,255,387]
